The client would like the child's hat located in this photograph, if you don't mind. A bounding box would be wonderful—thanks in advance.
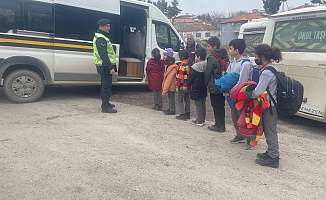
[163,48,174,57]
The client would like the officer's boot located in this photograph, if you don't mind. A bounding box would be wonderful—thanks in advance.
[101,100,117,113]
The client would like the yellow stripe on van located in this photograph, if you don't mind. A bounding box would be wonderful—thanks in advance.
[0,38,93,50]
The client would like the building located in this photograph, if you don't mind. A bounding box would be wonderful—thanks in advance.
[220,11,268,46]
[173,15,220,43]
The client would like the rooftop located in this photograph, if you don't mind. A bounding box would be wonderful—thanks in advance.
[221,12,268,23]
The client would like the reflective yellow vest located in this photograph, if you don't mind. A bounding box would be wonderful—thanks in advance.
[93,32,116,65]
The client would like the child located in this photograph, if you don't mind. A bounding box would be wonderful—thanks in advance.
[175,49,192,120]
[187,48,207,126]
[225,39,253,150]
[204,36,229,132]
[251,44,282,168]
[146,48,165,111]
[162,48,178,115]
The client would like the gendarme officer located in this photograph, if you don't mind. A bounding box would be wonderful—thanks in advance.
[93,18,117,113]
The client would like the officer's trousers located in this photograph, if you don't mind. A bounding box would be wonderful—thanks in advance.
[100,74,112,101]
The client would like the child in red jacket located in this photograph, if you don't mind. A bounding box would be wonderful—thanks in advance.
[146,48,165,110]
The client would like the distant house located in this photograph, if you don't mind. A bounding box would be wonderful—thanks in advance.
[173,15,219,43]
[178,24,220,42]
[220,11,268,46]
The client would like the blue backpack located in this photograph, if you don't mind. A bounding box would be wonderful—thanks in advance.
[241,59,259,84]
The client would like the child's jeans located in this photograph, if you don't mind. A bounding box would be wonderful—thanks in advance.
[231,108,244,139]
[153,90,162,106]
[194,97,206,122]
[178,91,190,114]
[168,91,175,112]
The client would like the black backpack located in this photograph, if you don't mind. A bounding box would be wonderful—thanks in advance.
[265,66,304,117]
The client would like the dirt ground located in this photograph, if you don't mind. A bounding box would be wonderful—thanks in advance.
[0,85,326,200]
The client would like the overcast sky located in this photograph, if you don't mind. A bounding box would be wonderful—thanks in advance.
[177,0,312,15]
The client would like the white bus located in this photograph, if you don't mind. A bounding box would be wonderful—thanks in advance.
[0,0,183,103]
[238,18,268,62]
[263,6,326,123]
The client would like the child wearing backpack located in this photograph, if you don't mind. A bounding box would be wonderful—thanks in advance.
[146,48,165,111]
[187,48,207,126]
[204,36,229,132]
[162,48,178,115]
[250,44,282,168]
[175,49,192,120]
[225,39,254,150]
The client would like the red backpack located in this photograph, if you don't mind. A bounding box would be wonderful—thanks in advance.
[211,54,230,77]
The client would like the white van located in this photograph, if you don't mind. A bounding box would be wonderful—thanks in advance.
[263,6,326,123]
[238,18,268,62]
[0,0,183,103]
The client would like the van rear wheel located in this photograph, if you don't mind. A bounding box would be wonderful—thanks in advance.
[3,70,45,103]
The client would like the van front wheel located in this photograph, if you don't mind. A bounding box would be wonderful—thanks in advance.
[3,70,45,103]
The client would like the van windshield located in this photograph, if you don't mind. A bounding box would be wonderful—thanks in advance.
[243,33,264,57]
[272,18,326,53]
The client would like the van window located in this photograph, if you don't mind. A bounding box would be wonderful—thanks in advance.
[55,4,119,42]
[25,2,54,33]
[272,18,326,53]
[243,31,265,57]
[55,4,94,40]
[154,21,179,51]
[0,0,20,33]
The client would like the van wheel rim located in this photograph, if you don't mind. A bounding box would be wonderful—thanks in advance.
[11,76,38,98]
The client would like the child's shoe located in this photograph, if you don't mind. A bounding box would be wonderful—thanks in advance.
[152,104,159,110]
[164,110,175,115]
[176,114,187,120]
[229,136,246,144]
[191,120,204,126]
[244,143,254,150]
[255,156,279,168]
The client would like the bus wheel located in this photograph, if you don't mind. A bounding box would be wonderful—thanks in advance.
[3,70,45,103]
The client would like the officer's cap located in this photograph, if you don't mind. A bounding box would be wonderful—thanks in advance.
[97,19,111,26]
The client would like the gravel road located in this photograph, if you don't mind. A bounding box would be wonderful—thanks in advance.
[0,85,325,200]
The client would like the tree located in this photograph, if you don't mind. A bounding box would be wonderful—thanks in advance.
[311,0,326,4]
[262,0,282,14]
[167,0,182,19]
[154,0,168,14]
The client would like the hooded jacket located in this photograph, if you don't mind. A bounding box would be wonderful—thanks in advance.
[162,64,178,95]
[205,48,229,94]
[187,60,207,100]
[226,55,253,89]
[146,59,165,91]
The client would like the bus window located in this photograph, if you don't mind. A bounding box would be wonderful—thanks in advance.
[272,18,326,53]
[25,2,54,33]
[0,0,20,33]
[154,21,179,51]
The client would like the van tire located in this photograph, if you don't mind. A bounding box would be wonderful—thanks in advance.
[3,70,45,103]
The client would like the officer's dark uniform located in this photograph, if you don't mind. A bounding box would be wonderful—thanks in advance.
[93,19,117,113]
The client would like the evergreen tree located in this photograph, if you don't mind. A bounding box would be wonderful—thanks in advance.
[262,0,282,14]
[167,0,182,19]
[311,0,326,4]
[155,0,168,14]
